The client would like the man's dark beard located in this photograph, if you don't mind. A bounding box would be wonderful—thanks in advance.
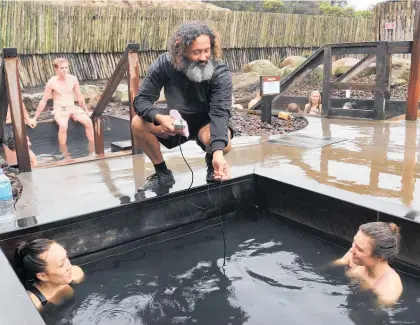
[182,59,215,83]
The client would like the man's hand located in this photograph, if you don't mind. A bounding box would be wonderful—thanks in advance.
[27,118,37,128]
[212,150,231,181]
[155,114,182,136]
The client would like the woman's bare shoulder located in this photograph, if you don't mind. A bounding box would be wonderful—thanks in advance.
[72,265,85,284]
[27,291,42,310]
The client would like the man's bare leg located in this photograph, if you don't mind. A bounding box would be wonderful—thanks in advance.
[131,115,166,164]
[73,114,94,142]
[55,116,70,145]
[197,124,232,155]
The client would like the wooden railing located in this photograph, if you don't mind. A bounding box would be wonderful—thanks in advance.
[0,43,141,172]
[255,40,418,121]
[0,48,31,172]
[91,43,140,155]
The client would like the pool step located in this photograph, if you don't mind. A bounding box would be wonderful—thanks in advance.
[111,140,132,152]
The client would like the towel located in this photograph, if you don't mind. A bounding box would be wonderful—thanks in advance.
[170,109,190,138]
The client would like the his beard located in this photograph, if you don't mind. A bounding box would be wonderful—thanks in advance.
[182,59,215,83]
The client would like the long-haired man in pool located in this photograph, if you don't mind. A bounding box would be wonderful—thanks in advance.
[132,20,233,193]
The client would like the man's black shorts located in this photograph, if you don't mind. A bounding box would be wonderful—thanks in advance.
[148,108,234,152]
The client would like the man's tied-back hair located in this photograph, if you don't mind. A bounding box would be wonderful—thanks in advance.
[167,20,222,71]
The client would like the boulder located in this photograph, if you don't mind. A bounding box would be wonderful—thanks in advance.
[279,66,295,78]
[391,57,411,81]
[232,72,260,92]
[391,79,407,87]
[112,84,129,104]
[22,93,53,112]
[332,57,360,76]
[334,66,351,77]
[79,84,103,102]
[248,94,261,109]
[280,56,306,68]
[242,60,282,76]
[357,58,412,81]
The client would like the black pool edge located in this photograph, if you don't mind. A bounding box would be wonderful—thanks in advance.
[1,173,420,325]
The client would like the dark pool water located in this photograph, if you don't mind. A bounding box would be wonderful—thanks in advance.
[41,216,420,325]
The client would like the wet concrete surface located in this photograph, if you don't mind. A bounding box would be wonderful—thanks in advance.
[5,116,420,231]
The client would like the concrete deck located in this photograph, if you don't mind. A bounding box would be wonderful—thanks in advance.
[4,116,420,232]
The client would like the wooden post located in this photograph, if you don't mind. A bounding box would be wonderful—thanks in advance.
[261,96,272,123]
[126,44,141,154]
[91,44,131,154]
[374,42,390,120]
[322,46,332,116]
[260,76,280,124]
[0,61,7,151]
[407,2,420,121]
[93,116,104,155]
[3,48,31,172]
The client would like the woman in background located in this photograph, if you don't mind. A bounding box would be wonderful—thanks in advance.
[304,90,322,115]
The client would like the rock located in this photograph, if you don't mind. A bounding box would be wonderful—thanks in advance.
[357,58,411,81]
[332,57,359,76]
[334,65,351,77]
[280,56,306,68]
[79,84,103,102]
[333,57,360,69]
[242,60,282,76]
[232,72,260,92]
[22,93,48,112]
[248,95,261,109]
[229,108,308,136]
[391,79,407,87]
[112,84,129,104]
[279,66,295,78]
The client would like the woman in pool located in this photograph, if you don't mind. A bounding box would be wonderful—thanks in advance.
[334,222,403,305]
[304,90,322,115]
[14,238,84,310]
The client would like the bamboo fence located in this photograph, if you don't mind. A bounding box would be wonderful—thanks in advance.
[0,1,374,53]
[0,1,375,87]
[373,0,415,42]
[15,47,315,87]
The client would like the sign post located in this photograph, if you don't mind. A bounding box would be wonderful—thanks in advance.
[260,76,281,124]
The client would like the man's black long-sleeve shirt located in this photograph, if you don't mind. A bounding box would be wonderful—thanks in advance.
[133,52,232,153]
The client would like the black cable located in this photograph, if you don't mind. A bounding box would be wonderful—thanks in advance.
[218,180,227,268]
[177,129,227,268]
[177,133,210,210]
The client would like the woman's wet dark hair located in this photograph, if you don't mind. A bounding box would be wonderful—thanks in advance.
[14,239,55,287]
[359,222,401,261]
